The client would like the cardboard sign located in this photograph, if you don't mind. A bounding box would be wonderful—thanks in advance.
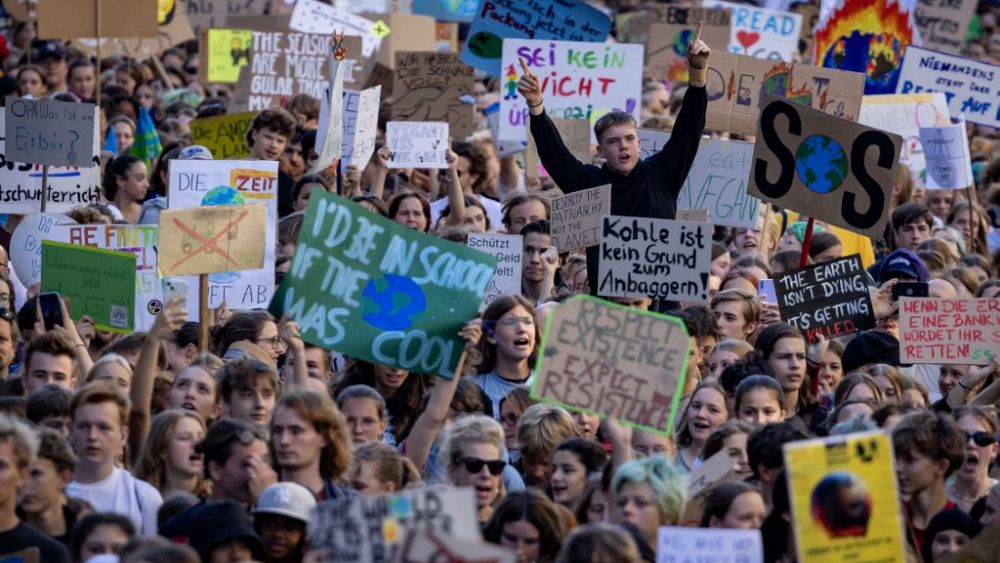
[310,487,480,563]
[41,241,136,333]
[51,224,161,331]
[859,93,951,179]
[190,112,255,160]
[914,0,976,54]
[531,295,690,433]
[310,61,347,175]
[644,8,731,83]
[392,52,475,139]
[678,451,740,526]
[920,117,972,190]
[9,213,73,288]
[37,0,156,38]
[461,0,611,75]
[774,255,876,343]
[231,31,335,112]
[168,160,278,309]
[499,40,642,144]
[205,29,254,83]
[597,216,712,301]
[269,192,495,379]
[349,86,382,168]
[467,233,522,308]
[394,528,516,563]
[413,0,479,22]
[158,204,267,277]
[289,0,381,57]
[525,118,590,180]
[897,47,1000,129]
[549,184,611,250]
[785,432,905,563]
[639,129,761,229]
[705,0,802,62]
[71,5,196,60]
[386,122,449,169]
[899,298,1000,365]
[4,98,97,168]
[748,94,902,238]
[376,14,438,69]
[186,0,267,32]
[658,528,762,563]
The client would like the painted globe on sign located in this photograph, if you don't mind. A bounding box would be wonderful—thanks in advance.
[201,186,245,284]
[362,274,427,331]
[795,135,848,195]
[672,29,694,56]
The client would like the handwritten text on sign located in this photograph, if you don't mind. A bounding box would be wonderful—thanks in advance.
[899,298,1000,365]
[858,93,951,180]
[658,528,763,563]
[41,241,136,334]
[550,184,611,250]
[598,216,711,301]
[468,233,522,308]
[190,112,255,160]
[288,0,382,57]
[532,295,690,434]
[393,52,475,139]
[4,97,97,168]
[705,0,802,62]
[897,46,1000,129]
[241,31,334,111]
[386,121,449,169]
[774,255,875,343]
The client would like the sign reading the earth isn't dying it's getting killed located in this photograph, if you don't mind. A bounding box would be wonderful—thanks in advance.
[269,191,497,379]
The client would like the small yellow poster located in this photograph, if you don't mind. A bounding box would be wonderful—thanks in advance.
[785,431,905,563]
[206,29,253,83]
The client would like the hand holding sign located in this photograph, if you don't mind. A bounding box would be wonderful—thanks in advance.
[516,57,543,110]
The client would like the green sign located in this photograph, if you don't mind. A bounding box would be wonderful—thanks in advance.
[41,240,137,333]
[269,192,497,378]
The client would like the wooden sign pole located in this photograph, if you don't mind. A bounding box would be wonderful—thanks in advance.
[95,0,102,108]
[799,216,815,268]
[39,164,50,212]
[199,273,209,353]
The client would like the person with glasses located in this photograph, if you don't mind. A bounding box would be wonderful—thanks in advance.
[947,405,999,513]
[214,311,283,366]
[442,415,507,523]
[217,358,279,433]
[473,295,539,419]
[0,306,14,384]
[335,384,388,447]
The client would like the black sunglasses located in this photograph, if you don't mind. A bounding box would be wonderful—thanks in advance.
[966,432,996,447]
[462,456,506,475]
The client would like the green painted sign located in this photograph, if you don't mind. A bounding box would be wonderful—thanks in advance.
[41,240,137,333]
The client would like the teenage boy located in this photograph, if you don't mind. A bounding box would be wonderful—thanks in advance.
[17,430,78,544]
[218,358,279,433]
[246,109,297,217]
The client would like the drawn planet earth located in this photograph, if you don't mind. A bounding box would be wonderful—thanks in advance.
[672,29,693,56]
[795,135,847,194]
[466,32,503,59]
[201,186,245,284]
[362,274,427,331]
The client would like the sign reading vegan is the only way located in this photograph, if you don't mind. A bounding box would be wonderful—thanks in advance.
[269,191,497,379]
[5,97,97,168]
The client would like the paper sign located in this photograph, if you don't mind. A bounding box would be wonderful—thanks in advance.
[310,61,347,175]
[190,112,255,160]
[499,40,642,144]
[269,192,496,379]
[525,118,590,180]
[4,97,96,168]
[350,86,382,168]
[206,29,253,83]
[644,8,731,83]
[41,241,136,333]
[914,0,976,54]
[549,184,611,250]
[705,0,802,62]
[774,255,876,343]
[920,117,972,190]
[386,122,449,169]
[462,0,611,75]
[394,528,516,563]
[413,0,479,22]
[897,46,1000,129]
[658,528,762,563]
[597,216,712,301]
[785,431,905,563]
[10,213,73,288]
[467,233,521,308]
[168,160,278,309]
[393,52,475,139]
[859,93,951,179]
[37,0,156,38]
[289,0,381,57]
[232,31,334,112]
[899,298,1000,365]
[376,14,438,69]
[678,451,740,526]
[158,204,267,277]
[748,94,902,239]
[531,295,690,433]
[639,129,761,229]
[187,0,268,32]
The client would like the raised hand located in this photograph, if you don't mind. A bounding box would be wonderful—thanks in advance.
[516,57,543,108]
[687,21,712,70]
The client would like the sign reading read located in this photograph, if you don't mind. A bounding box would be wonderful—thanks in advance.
[550,184,611,250]
[897,46,1000,130]
[5,97,97,168]
[41,241,136,333]
[774,255,875,343]
[531,295,690,434]
[899,298,1000,365]
[705,0,802,62]
[393,52,475,139]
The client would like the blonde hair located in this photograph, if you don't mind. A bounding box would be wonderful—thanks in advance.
[352,441,420,491]
[516,404,577,463]
[441,415,504,469]
[710,289,761,328]
[86,353,134,384]
[134,410,208,495]
[0,414,38,469]
[273,390,352,480]
[711,338,753,359]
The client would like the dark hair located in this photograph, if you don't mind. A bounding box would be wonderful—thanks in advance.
[701,420,752,461]
[770,249,801,272]
[217,358,278,403]
[699,481,761,527]
[451,140,489,193]
[892,202,933,233]
[213,311,273,356]
[441,195,491,231]
[247,108,296,146]
[387,190,431,232]
[761,470,792,562]
[71,512,136,563]
[102,154,144,201]
[292,174,329,203]
[711,242,729,262]
[807,231,842,260]
[501,193,551,228]
[555,437,609,474]
[754,323,815,412]
[25,331,76,374]
[351,194,389,217]
[334,360,427,442]
[37,428,76,473]
[26,383,72,423]
[734,375,787,415]
[170,322,201,350]
[678,304,722,341]
[286,93,320,121]
[594,110,636,143]
[520,218,551,237]
[101,332,167,370]
[478,294,539,374]
[892,410,965,477]
[747,421,808,478]
[484,490,568,561]
[195,418,267,480]
[150,145,184,197]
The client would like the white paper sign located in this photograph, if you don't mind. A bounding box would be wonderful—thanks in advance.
[289,0,381,57]
[309,60,346,174]
[897,46,1000,129]
[705,0,802,62]
[657,527,763,563]
[550,184,611,250]
[467,232,522,308]
[386,121,449,169]
[919,117,972,190]
[859,93,951,180]
[5,97,98,168]
[10,213,72,288]
[350,85,382,167]
[335,89,360,167]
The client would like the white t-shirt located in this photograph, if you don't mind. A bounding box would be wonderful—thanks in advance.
[67,467,163,535]
[430,194,504,232]
[473,371,532,419]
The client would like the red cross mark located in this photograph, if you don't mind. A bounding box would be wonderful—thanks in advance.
[166,209,250,274]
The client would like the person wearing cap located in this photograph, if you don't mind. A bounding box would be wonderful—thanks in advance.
[189,501,266,563]
[922,509,978,562]
[35,40,68,94]
[138,145,214,226]
[253,482,316,563]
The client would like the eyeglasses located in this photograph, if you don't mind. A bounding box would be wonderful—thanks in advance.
[257,336,286,349]
[966,432,996,447]
[462,457,506,475]
[494,316,534,328]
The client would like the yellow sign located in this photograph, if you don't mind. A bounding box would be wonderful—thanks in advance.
[372,20,391,37]
[191,112,255,160]
[206,29,253,83]
[785,431,905,563]
[157,204,267,277]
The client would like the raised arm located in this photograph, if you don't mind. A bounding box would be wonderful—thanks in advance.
[443,149,466,227]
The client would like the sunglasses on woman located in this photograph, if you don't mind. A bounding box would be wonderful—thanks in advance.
[462,456,506,475]
[966,432,996,447]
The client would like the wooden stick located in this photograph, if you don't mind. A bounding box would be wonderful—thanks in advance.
[799,216,815,268]
[968,185,978,254]
[95,0,102,108]
[40,164,49,212]
[199,273,209,353]
[760,203,773,260]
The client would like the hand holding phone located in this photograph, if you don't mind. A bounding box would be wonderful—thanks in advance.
[892,281,929,301]
[38,292,65,331]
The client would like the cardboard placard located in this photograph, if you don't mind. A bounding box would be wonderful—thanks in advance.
[269,192,496,379]
[644,8,730,82]
[597,216,712,301]
[190,112,255,160]
[348,86,382,168]
[897,46,1000,129]
[9,213,72,288]
[205,29,253,84]
[748,94,902,239]
[461,0,611,75]
[678,451,740,526]
[658,528,762,563]
[705,0,803,62]
[785,432,905,563]
[549,184,611,250]
[391,52,474,140]
[899,298,1000,365]
[158,204,267,277]
[525,118,591,180]
[394,528,516,563]
[4,98,97,168]
[386,122,449,169]
[41,241,136,333]
[225,14,291,32]
[288,0,382,57]
[376,13,438,69]
[467,233,522,308]
[859,93,951,179]
[774,255,876,343]
[499,40,642,144]
[37,0,157,38]
[186,0,267,32]
[914,0,977,54]
[310,60,347,175]
[71,4,196,59]
[920,117,972,190]
[230,31,334,112]
[531,295,690,433]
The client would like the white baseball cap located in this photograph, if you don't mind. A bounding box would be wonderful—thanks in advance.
[252,482,316,523]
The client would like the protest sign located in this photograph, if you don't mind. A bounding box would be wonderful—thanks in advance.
[289,0,381,57]
[225,14,291,32]
[549,184,611,250]
[524,118,590,179]
[462,0,611,75]
[467,233,522,308]
[785,431,905,563]
[204,29,253,84]
[897,46,1000,129]
[5,97,96,168]
[310,61,346,175]
[598,216,712,301]
[531,295,690,433]
[37,0,156,38]
[158,204,268,277]
[499,40,643,144]
[231,31,335,112]
[168,160,278,309]
[639,129,761,229]
[386,122,449,169]
[186,0,267,32]
[899,298,1000,365]
[310,487,480,563]
[0,151,99,217]
[394,528,516,563]
[859,93,951,179]
[920,117,972,190]
[748,94,902,239]
[678,451,740,526]
[51,224,160,331]
[269,191,496,378]
[10,213,72,288]
[658,528,762,563]
[704,0,802,62]
[190,112,255,160]
[376,14,438,69]
[70,4,196,60]
[414,0,478,22]
[644,8,730,82]
[393,52,475,139]
[814,0,919,94]
[41,241,136,333]
[914,0,976,54]
[349,86,381,168]
[774,255,875,343]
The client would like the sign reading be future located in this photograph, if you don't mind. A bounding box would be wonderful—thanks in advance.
[5,97,97,168]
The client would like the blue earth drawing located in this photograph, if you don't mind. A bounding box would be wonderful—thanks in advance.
[795,135,848,194]
[362,274,427,331]
[201,186,246,284]
[672,29,694,56]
